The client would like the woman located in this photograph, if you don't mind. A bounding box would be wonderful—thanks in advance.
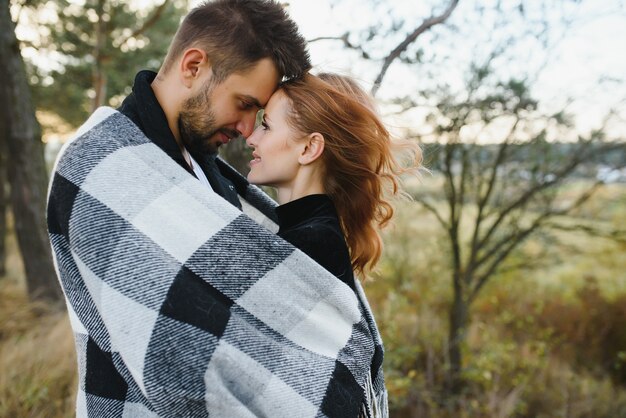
[246,72,421,282]
[246,72,421,417]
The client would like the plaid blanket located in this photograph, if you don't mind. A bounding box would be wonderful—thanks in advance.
[47,107,388,418]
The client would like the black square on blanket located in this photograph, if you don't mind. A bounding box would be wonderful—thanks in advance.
[47,173,80,239]
[160,266,233,337]
[320,360,364,418]
[84,337,128,401]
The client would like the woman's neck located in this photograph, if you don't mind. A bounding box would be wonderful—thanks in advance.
[276,184,325,205]
[276,170,325,205]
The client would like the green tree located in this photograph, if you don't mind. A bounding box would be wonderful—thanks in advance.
[23,0,188,127]
[415,66,625,394]
[4,0,186,284]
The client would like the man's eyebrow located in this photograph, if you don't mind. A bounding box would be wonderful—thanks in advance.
[241,95,262,108]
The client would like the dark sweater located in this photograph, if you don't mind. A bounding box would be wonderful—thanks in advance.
[275,194,356,293]
[276,194,385,385]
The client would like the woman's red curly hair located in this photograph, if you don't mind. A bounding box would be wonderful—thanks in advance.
[280,73,422,276]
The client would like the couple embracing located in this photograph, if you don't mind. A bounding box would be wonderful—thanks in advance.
[46,1,420,417]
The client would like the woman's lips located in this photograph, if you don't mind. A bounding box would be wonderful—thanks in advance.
[250,152,261,166]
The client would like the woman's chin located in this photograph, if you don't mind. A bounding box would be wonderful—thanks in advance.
[247,174,264,187]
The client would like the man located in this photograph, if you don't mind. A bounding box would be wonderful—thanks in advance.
[47,1,387,417]
[117,0,310,209]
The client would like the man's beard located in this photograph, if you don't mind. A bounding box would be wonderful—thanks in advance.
[178,79,221,156]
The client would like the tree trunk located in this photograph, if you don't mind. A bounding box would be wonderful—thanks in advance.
[92,66,108,111]
[0,120,7,277]
[0,1,61,302]
[92,0,108,111]
[447,271,468,395]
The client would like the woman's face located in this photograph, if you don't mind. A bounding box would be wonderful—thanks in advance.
[246,90,305,188]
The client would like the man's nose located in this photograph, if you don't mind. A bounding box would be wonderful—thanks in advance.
[236,114,256,138]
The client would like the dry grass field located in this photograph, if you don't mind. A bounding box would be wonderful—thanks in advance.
[1,181,625,417]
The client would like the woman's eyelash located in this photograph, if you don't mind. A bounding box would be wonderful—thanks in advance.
[261,121,269,130]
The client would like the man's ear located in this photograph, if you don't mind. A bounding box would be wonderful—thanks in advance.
[179,48,211,88]
[298,133,325,165]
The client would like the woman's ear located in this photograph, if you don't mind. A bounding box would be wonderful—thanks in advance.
[298,133,325,165]
[179,48,211,88]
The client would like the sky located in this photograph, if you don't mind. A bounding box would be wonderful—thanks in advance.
[278,0,626,139]
[18,0,626,142]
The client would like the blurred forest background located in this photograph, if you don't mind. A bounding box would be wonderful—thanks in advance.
[1,0,626,417]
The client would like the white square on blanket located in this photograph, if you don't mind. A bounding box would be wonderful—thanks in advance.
[81,146,175,221]
[204,341,318,418]
[74,255,158,394]
[284,299,355,359]
[237,252,359,359]
[132,181,236,263]
[75,389,88,417]
[101,282,159,395]
[66,296,88,334]
[122,402,160,418]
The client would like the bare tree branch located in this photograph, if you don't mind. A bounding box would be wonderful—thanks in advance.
[476,145,589,251]
[469,179,605,301]
[470,217,541,302]
[545,222,626,244]
[443,143,458,214]
[485,258,551,277]
[117,0,170,47]
[457,145,470,217]
[468,119,519,267]
[307,33,348,44]
[371,0,460,97]
[307,32,372,59]
[414,196,449,229]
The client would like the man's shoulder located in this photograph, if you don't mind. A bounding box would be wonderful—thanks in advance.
[54,108,149,176]
[72,108,144,145]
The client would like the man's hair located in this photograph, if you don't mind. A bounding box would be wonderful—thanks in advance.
[161,0,311,81]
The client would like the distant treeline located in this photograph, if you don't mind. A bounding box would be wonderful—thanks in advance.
[420,141,626,182]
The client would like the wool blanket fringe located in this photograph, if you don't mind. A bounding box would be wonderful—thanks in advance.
[47,107,388,418]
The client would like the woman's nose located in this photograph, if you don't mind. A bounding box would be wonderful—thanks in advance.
[246,128,259,147]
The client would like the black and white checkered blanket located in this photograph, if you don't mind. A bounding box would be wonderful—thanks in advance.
[47,107,388,418]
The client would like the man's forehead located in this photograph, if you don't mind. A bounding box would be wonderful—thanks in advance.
[227,59,280,105]
[236,86,277,108]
